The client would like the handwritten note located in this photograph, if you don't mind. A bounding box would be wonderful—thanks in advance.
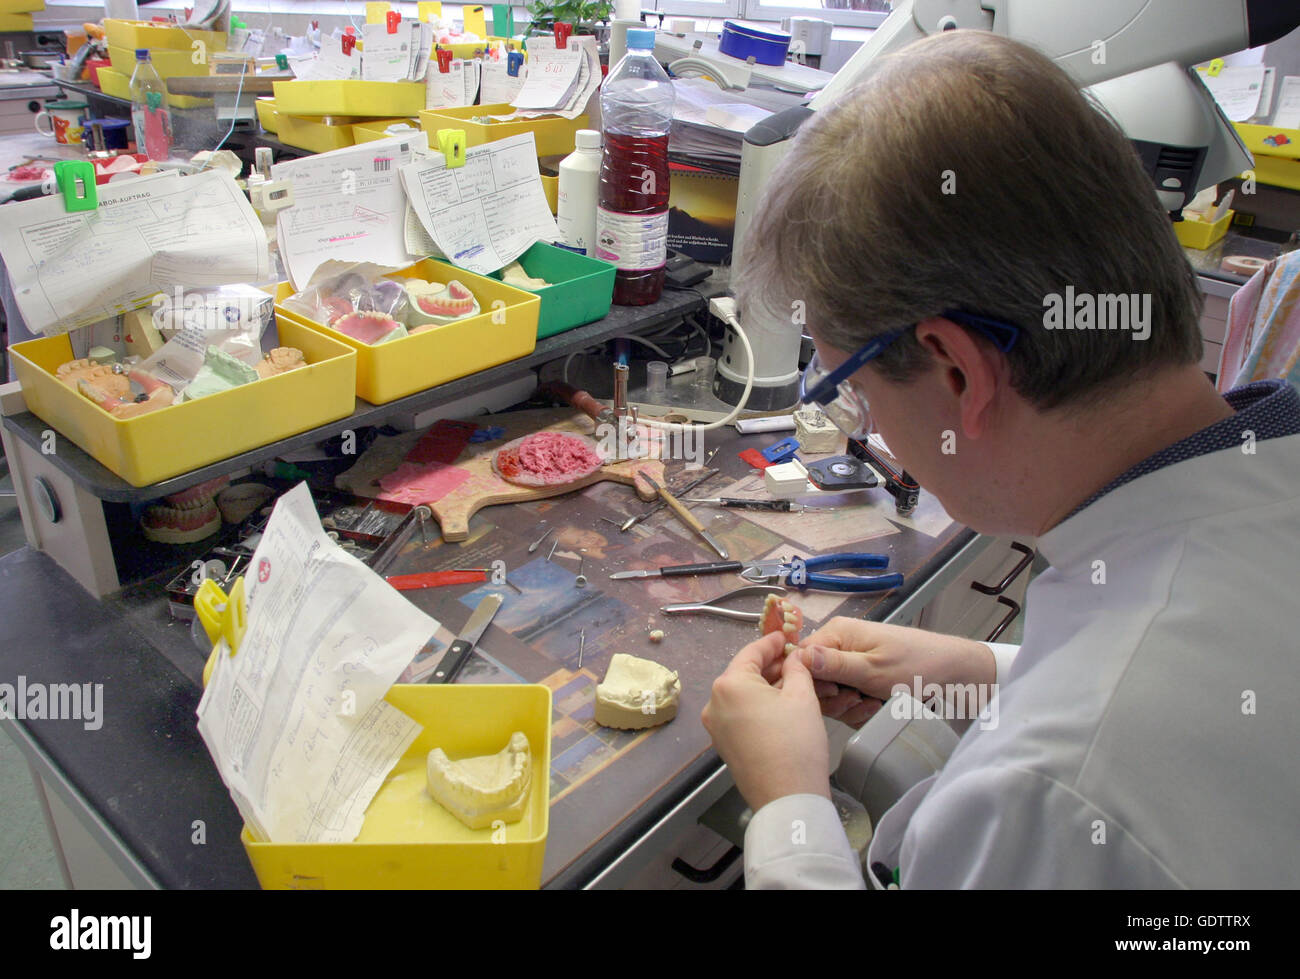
[400,132,560,276]
[511,37,582,111]
[1273,75,1300,130]
[0,171,269,336]
[196,482,436,844]
[481,58,526,105]
[273,136,421,290]
[1199,64,1267,122]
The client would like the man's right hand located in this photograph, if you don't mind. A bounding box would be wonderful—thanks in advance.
[793,620,997,728]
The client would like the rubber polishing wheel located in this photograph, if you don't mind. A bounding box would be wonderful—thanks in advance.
[491,432,605,488]
[1221,255,1269,277]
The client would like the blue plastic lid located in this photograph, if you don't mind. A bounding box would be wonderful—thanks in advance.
[627,28,657,50]
[135,48,150,60]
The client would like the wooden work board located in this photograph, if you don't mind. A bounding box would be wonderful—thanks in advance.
[337,408,664,541]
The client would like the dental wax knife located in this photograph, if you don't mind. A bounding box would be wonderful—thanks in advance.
[620,467,718,531]
[640,473,729,560]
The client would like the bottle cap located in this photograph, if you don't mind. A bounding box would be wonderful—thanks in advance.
[626,29,657,50]
[575,130,601,150]
[135,49,150,60]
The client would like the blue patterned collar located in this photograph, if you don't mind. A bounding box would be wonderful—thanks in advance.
[1068,379,1300,519]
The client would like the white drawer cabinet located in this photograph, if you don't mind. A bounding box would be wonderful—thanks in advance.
[915,537,1036,642]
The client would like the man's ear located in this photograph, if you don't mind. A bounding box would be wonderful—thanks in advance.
[914,316,1002,439]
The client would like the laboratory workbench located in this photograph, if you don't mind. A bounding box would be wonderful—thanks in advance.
[0,421,981,889]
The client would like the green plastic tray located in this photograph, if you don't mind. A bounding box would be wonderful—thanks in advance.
[475,242,616,339]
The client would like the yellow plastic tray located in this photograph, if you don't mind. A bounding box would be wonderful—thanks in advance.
[108,44,213,79]
[104,18,227,52]
[273,259,540,405]
[352,117,421,142]
[0,12,31,30]
[1233,123,1300,160]
[273,80,426,118]
[1174,208,1234,250]
[419,102,588,158]
[9,318,356,488]
[241,684,551,890]
[0,1,44,13]
[255,97,278,133]
[276,113,357,153]
[97,67,213,108]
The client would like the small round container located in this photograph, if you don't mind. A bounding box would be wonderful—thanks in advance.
[718,21,792,67]
[693,355,717,390]
[646,360,668,395]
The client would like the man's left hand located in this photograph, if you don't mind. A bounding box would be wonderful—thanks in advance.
[702,631,831,812]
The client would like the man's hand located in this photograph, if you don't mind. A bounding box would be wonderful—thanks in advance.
[702,632,831,812]
[795,619,997,728]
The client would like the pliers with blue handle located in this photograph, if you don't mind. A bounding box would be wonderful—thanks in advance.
[740,553,903,592]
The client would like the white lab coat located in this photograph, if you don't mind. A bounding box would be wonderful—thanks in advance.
[745,430,1300,888]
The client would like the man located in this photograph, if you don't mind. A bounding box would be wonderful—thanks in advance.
[703,30,1300,887]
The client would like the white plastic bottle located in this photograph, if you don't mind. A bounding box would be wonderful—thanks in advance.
[556,129,602,256]
[129,49,172,161]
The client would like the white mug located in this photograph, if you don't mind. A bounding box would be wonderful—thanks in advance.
[34,102,87,144]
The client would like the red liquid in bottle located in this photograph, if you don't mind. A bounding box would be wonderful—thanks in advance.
[598,131,670,306]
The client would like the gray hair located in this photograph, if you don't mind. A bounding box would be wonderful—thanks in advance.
[736,30,1204,411]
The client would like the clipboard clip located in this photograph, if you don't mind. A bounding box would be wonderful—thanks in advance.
[341,32,357,56]
[275,53,288,70]
[436,47,454,73]
[507,50,523,77]
[1205,58,1225,77]
[554,22,573,49]
[387,9,402,34]
[53,160,96,212]
[436,129,466,169]
[197,576,247,687]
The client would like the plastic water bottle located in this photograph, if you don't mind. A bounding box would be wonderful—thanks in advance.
[556,130,602,256]
[129,49,172,161]
[596,28,674,306]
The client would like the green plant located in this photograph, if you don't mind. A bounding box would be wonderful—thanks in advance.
[525,0,613,34]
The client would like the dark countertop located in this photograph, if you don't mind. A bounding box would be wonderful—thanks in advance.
[0,425,974,889]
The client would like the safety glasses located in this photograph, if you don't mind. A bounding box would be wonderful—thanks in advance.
[799,310,1021,439]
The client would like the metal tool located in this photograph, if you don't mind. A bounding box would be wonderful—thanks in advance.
[575,550,588,588]
[415,505,431,544]
[547,537,559,561]
[661,585,788,622]
[640,472,729,560]
[739,553,904,592]
[528,525,554,552]
[613,362,630,419]
[683,497,830,512]
[611,559,757,580]
[578,628,585,669]
[620,467,718,532]
[433,593,503,683]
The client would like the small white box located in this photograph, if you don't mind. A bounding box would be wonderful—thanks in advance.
[764,459,809,498]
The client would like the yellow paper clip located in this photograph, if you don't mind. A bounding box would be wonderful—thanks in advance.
[197,576,248,687]
[1206,58,1225,77]
[437,129,467,168]
[365,1,392,24]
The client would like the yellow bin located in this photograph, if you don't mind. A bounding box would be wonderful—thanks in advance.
[9,318,356,487]
[419,102,588,158]
[97,67,213,108]
[1173,208,1234,251]
[273,79,426,118]
[255,97,279,133]
[273,259,540,405]
[104,17,227,52]
[352,118,421,142]
[276,113,358,153]
[108,45,213,78]
[241,684,552,889]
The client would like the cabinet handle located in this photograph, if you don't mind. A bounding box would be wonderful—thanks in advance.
[985,597,1021,642]
[970,541,1034,595]
[671,846,742,883]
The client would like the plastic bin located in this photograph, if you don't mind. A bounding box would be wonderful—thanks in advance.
[103,18,227,52]
[97,67,213,108]
[1173,208,1234,250]
[255,97,279,133]
[419,102,588,158]
[483,242,614,339]
[8,318,356,487]
[272,259,540,405]
[240,683,551,889]
[108,45,213,79]
[273,79,426,117]
[352,118,421,142]
[276,113,358,153]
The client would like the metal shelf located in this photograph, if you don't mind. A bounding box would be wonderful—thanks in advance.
[3,289,708,503]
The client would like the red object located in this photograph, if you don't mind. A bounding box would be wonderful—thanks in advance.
[386,570,486,591]
[599,132,670,305]
[85,59,111,86]
[1275,133,1291,146]
[341,33,357,56]
[739,448,771,470]
[554,22,573,49]
[387,10,401,33]
[344,25,357,35]
[436,48,454,73]
[406,419,477,466]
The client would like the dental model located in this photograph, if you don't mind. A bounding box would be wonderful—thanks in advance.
[331,310,408,345]
[255,347,306,378]
[403,279,480,329]
[183,346,260,401]
[760,593,804,656]
[501,261,550,291]
[140,475,229,544]
[594,653,681,730]
[426,731,532,830]
[58,359,131,400]
[76,370,175,419]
